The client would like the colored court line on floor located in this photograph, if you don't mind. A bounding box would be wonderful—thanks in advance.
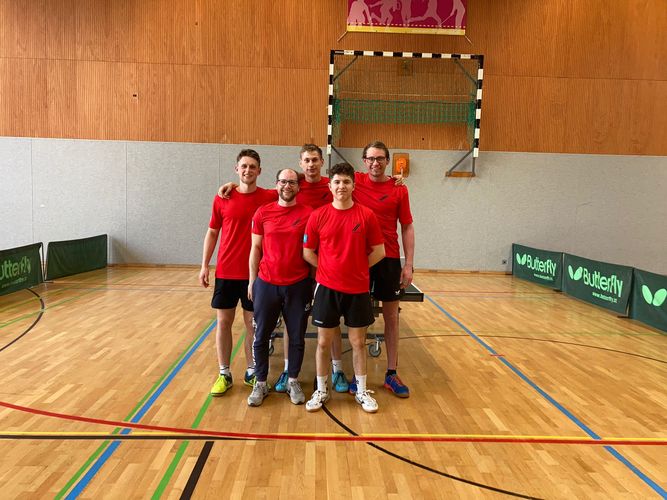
[1,402,665,446]
[0,430,665,446]
[151,332,246,499]
[53,318,216,500]
[424,294,667,498]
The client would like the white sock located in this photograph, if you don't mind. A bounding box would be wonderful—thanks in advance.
[284,359,289,371]
[219,365,230,375]
[332,359,343,373]
[246,366,255,376]
[256,380,267,387]
[316,375,328,393]
[288,377,298,384]
[355,374,367,393]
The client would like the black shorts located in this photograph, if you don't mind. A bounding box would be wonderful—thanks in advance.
[311,284,375,328]
[369,257,404,302]
[211,278,253,311]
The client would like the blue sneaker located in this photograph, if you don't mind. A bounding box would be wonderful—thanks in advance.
[348,376,357,395]
[274,371,289,393]
[244,371,257,387]
[384,373,410,398]
[332,369,349,393]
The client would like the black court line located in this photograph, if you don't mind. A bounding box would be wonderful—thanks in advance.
[180,441,214,499]
[0,288,44,353]
[322,406,541,499]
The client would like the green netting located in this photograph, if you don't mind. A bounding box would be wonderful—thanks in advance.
[333,99,475,125]
[46,234,108,280]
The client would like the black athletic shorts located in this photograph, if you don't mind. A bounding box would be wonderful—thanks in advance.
[211,278,253,311]
[311,283,375,328]
[369,257,404,302]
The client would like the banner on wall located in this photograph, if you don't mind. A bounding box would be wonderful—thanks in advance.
[630,268,667,333]
[512,244,563,290]
[562,254,633,315]
[0,243,43,296]
[347,0,466,35]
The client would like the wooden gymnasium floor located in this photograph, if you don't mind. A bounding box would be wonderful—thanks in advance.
[0,267,665,499]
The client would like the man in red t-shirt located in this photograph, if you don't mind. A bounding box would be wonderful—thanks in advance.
[246,168,313,407]
[351,140,415,398]
[199,149,276,397]
[303,162,385,413]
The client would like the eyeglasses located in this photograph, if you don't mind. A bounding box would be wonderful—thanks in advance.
[277,179,298,186]
[363,156,387,164]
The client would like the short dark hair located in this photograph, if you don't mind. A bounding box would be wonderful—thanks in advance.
[237,149,261,166]
[362,140,390,161]
[299,143,323,159]
[329,162,355,180]
[275,168,298,181]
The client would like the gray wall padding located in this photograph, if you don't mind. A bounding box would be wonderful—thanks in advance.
[2,137,665,274]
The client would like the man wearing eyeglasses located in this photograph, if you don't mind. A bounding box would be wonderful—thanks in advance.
[350,140,415,399]
[199,149,276,398]
[246,168,313,407]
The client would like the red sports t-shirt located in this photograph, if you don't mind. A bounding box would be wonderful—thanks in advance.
[252,202,313,285]
[209,187,276,279]
[353,172,413,259]
[297,177,331,209]
[303,203,384,294]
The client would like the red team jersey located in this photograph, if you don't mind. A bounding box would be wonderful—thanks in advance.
[209,187,276,279]
[252,202,313,285]
[304,203,384,294]
[297,177,331,209]
[353,172,413,259]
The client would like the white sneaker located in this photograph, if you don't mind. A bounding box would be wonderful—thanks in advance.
[247,382,269,407]
[355,389,378,413]
[287,380,305,405]
[305,390,330,412]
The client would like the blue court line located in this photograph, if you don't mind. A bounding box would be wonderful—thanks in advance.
[425,294,666,498]
[64,321,216,500]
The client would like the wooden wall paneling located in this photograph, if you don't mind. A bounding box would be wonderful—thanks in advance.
[0,58,47,137]
[75,61,138,140]
[136,63,174,141]
[46,59,77,138]
[134,0,204,65]
[45,0,76,60]
[75,0,138,62]
[0,0,46,58]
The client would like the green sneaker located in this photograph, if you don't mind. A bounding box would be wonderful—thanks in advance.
[211,374,233,396]
[244,371,257,387]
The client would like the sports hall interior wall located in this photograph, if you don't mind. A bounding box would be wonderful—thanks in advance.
[1,1,666,273]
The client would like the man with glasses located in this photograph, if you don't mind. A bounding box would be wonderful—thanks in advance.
[303,162,385,413]
[199,149,276,397]
[246,168,313,406]
[350,140,415,398]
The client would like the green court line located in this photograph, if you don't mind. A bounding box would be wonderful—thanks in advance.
[55,318,217,499]
[152,332,247,499]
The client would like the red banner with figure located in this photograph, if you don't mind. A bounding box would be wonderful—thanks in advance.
[347,0,466,35]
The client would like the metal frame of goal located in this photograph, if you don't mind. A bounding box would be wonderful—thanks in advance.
[327,49,484,176]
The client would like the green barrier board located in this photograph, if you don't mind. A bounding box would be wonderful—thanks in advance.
[630,268,667,333]
[562,254,633,315]
[512,244,563,290]
[0,243,43,296]
[46,234,108,280]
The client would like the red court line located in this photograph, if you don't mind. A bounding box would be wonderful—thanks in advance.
[1,400,664,446]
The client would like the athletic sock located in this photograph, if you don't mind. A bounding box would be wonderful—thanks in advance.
[219,366,230,376]
[316,375,328,393]
[332,359,343,373]
[355,374,367,393]
[284,359,289,371]
[386,369,397,377]
[246,366,256,376]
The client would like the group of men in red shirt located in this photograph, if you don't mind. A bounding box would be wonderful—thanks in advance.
[198,141,415,413]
